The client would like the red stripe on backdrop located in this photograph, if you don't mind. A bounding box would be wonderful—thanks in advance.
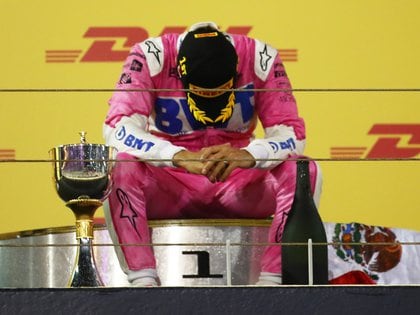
[45,50,83,53]
[0,149,16,160]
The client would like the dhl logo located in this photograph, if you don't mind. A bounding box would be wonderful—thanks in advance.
[45,26,298,63]
[330,124,420,159]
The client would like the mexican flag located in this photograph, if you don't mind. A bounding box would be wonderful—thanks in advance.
[325,222,420,285]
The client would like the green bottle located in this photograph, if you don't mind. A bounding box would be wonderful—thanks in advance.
[281,159,328,284]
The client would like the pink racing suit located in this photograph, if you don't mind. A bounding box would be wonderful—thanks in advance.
[103,22,322,277]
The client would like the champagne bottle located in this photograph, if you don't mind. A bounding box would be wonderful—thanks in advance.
[281,159,328,284]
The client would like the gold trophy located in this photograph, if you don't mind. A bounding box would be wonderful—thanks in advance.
[50,132,116,287]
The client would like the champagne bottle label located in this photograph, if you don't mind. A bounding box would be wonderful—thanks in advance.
[281,160,328,284]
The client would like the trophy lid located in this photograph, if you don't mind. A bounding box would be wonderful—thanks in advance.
[51,131,113,150]
[79,131,88,144]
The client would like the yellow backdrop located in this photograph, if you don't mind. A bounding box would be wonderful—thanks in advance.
[0,0,419,233]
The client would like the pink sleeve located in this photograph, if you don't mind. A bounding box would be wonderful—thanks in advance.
[254,53,306,141]
[105,44,155,128]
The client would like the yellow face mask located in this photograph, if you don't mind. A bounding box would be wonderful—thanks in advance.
[186,78,236,125]
[187,91,235,124]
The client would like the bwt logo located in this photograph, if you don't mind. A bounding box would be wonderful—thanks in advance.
[45,26,298,63]
[330,124,420,158]
[116,126,155,152]
[269,138,296,153]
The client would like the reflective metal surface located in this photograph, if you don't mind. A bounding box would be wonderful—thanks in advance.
[70,237,103,287]
[49,134,117,287]
[50,142,115,202]
[0,219,271,287]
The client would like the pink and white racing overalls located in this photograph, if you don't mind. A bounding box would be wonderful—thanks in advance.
[103,22,322,277]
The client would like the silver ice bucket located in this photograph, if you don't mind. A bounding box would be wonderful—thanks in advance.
[0,219,271,287]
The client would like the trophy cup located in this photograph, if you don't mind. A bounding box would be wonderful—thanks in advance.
[50,132,116,287]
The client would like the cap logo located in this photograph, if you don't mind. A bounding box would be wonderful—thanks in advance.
[178,56,187,76]
[194,32,218,39]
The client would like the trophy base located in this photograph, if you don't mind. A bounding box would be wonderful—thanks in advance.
[70,237,103,287]
[65,198,104,287]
